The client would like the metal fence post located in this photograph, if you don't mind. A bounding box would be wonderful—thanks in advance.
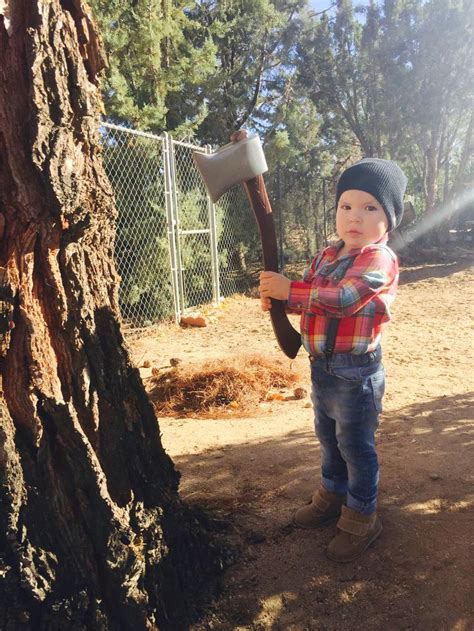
[168,137,186,316]
[206,144,221,304]
[162,132,182,322]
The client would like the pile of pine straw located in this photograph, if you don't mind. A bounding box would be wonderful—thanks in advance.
[148,355,302,418]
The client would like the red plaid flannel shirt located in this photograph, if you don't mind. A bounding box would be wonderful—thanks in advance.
[287,236,399,355]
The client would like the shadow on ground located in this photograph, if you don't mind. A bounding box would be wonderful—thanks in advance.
[174,391,474,630]
[398,252,473,285]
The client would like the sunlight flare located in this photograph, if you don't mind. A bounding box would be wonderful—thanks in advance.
[394,187,474,251]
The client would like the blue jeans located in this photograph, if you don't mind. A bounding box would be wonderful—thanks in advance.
[310,346,385,515]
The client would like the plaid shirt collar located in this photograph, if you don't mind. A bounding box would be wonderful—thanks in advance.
[324,234,389,261]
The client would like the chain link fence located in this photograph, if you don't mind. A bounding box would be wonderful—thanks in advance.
[100,122,260,329]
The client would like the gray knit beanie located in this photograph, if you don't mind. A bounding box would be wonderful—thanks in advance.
[336,158,408,231]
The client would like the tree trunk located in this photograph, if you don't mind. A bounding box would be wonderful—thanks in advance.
[423,121,442,217]
[0,2,222,629]
[448,110,473,200]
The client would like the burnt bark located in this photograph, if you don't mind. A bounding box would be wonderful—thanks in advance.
[0,2,223,629]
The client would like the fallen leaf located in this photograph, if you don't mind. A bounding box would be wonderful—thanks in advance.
[266,392,285,401]
[180,315,207,328]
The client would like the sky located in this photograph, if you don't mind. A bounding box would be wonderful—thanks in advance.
[309,0,337,11]
[309,0,371,13]
[309,1,371,22]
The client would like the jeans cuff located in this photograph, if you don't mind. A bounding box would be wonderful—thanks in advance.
[346,491,377,515]
[322,476,347,495]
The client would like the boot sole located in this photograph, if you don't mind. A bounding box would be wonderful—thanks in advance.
[325,521,383,562]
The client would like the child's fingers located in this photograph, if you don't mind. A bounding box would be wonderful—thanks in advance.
[259,272,274,293]
[259,283,272,298]
[259,271,277,280]
[230,129,248,143]
[260,297,271,311]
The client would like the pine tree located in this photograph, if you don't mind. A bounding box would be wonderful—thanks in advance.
[90,0,217,136]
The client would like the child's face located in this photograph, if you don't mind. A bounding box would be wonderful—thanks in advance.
[336,189,389,250]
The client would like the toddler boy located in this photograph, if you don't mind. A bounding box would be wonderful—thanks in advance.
[259,158,407,562]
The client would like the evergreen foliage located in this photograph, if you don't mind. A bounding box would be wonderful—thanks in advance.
[92,0,473,270]
[90,0,217,137]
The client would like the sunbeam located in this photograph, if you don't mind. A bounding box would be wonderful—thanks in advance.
[394,187,474,252]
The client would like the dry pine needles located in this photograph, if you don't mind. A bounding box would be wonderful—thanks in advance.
[148,355,302,417]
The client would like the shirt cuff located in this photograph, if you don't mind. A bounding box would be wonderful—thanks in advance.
[287,281,315,312]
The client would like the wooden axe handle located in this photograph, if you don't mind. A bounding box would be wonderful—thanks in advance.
[243,175,302,359]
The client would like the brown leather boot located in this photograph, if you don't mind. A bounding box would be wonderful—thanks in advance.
[326,505,382,562]
[293,487,345,529]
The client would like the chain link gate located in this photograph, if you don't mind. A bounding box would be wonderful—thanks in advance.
[100,122,259,329]
[163,134,219,315]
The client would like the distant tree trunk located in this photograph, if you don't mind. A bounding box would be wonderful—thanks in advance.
[424,127,441,216]
[0,2,221,629]
[448,110,473,201]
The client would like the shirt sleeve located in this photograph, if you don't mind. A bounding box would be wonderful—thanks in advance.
[287,247,398,318]
[284,259,319,314]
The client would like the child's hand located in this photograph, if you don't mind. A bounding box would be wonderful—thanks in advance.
[230,129,248,143]
[259,271,291,301]
[260,296,272,311]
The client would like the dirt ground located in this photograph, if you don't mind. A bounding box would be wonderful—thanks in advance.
[128,253,474,631]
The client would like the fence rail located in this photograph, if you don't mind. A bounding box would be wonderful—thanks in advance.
[100,122,259,328]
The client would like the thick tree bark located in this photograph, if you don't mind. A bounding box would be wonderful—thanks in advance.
[0,2,222,629]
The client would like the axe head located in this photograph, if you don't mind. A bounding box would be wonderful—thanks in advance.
[193,134,268,203]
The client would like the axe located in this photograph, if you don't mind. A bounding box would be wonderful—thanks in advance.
[193,135,302,359]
